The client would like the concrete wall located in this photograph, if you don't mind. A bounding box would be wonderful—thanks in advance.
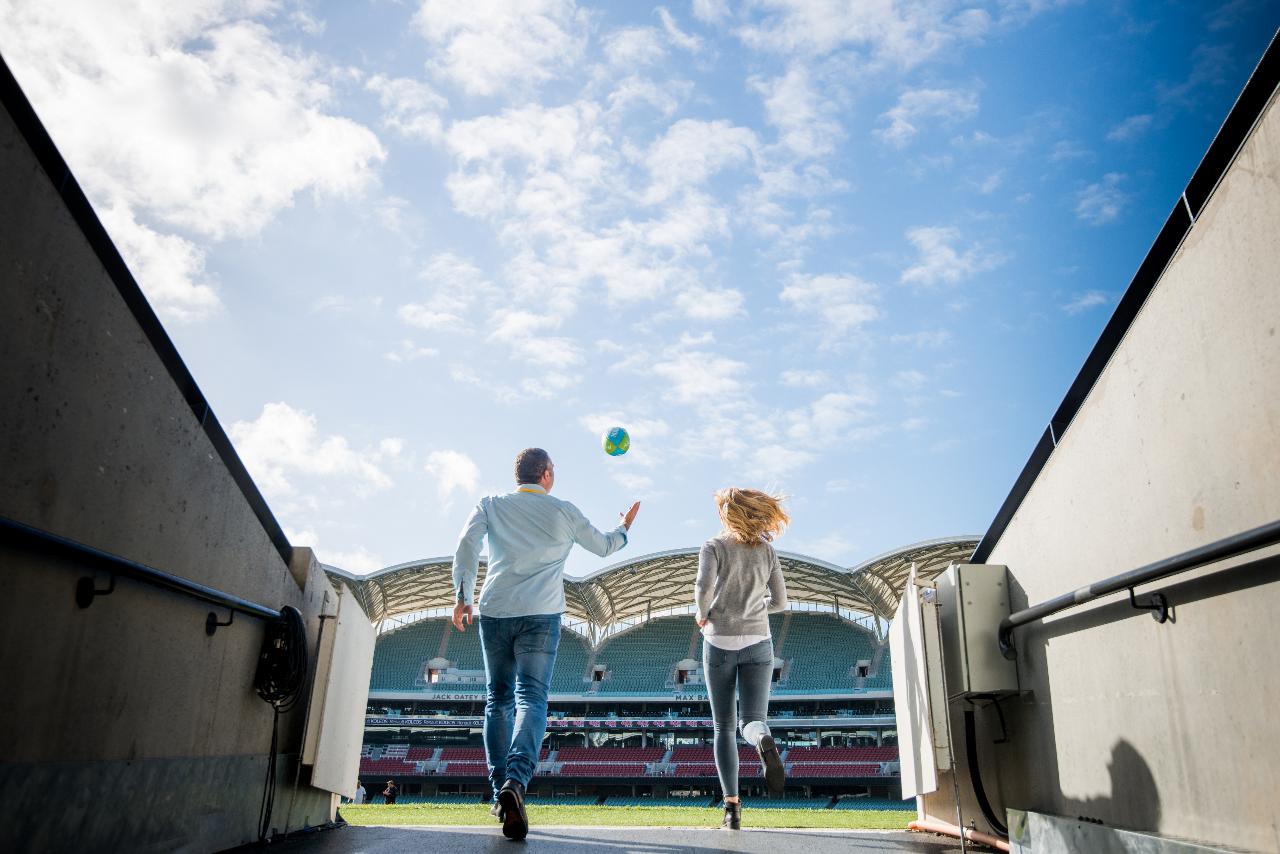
[928,87,1280,848]
[0,76,341,851]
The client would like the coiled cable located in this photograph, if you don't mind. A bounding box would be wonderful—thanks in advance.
[255,605,308,842]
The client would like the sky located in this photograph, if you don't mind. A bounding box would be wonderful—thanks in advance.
[2,1,1276,577]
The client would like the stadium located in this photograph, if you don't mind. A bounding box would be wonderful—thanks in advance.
[330,538,975,808]
[4,11,1280,854]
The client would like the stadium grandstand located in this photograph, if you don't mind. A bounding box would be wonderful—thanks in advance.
[325,537,976,804]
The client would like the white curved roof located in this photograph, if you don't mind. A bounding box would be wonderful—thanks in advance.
[325,536,977,632]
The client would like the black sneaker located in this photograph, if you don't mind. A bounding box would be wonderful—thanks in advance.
[498,780,528,840]
[721,800,741,830]
[489,801,503,820]
[757,734,785,795]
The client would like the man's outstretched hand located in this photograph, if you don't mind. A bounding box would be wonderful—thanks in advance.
[452,602,473,631]
[620,500,641,530]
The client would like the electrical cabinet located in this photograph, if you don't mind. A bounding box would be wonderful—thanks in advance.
[935,563,1019,699]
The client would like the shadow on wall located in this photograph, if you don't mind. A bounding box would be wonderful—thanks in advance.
[1059,739,1162,832]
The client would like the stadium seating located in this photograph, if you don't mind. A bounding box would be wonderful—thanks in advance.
[359,758,417,775]
[559,762,649,776]
[555,746,664,763]
[740,796,833,810]
[442,622,486,671]
[369,619,449,690]
[775,614,877,693]
[528,795,601,806]
[551,630,591,693]
[786,746,898,762]
[788,763,882,777]
[674,764,717,777]
[594,618,697,693]
[369,613,892,696]
[438,746,485,761]
[440,761,487,775]
[603,796,717,807]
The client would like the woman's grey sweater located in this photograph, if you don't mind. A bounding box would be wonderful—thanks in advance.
[694,535,789,637]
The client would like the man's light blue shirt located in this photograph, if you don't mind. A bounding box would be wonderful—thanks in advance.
[451,484,629,617]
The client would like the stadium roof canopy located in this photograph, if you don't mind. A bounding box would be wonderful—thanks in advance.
[324,536,977,643]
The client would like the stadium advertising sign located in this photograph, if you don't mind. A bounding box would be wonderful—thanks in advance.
[366,716,714,729]
[366,717,484,727]
[546,718,714,730]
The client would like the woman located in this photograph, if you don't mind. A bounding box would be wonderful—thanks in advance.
[694,487,789,830]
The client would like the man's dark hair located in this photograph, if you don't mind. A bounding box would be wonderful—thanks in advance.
[515,448,552,484]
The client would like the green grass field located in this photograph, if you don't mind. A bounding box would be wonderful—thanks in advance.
[340,803,913,830]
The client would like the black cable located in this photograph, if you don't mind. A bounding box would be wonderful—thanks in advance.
[964,708,1008,838]
[255,606,308,842]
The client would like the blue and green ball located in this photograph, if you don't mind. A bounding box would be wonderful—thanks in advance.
[602,426,630,456]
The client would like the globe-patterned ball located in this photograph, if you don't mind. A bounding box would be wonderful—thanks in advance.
[602,426,630,457]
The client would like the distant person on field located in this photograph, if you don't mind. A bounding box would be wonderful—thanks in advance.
[353,782,366,804]
[382,779,398,805]
[451,447,640,840]
[695,487,789,830]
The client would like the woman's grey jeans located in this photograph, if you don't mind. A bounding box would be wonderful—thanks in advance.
[702,638,774,797]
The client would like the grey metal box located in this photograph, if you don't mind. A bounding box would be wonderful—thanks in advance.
[935,563,1019,698]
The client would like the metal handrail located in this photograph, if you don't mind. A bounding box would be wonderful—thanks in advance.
[0,514,281,623]
[998,519,1280,658]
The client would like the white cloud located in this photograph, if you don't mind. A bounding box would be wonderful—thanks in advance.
[692,0,730,24]
[413,0,587,96]
[791,531,855,561]
[780,273,880,339]
[487,308,583,367]
[1061,290,1112,315]
[580,413,671,440]
[674,286,746,320]
[751,64,841,158]
[876,88,979,148]
[736,2,995,68]
[644,119,758,204]
[424,450,481,506]
[398,253,494,331]
[0,4,385,322]
[890,329,953,348]
[751,442,815,477]
[786,391,874,442]
[1075,173,1128,225]
[892,369,927,390]
[780,369,829,387]
[384,340,440,362]
[322,546,385,574]
[290,9,325,36]
[365,74,448,142]
[603,27,666,67]
[606,74,687,117]
[229,402,397,498]
[1049,140,1091,162]
[657,7,703,52]
[901,416,929,431]
[97,204,220,323]
[900,226,1007,287]
[653,350,748,404]
[1106,113,1153,142]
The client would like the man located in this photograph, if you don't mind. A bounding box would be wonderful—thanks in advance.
[353,781,366,805]
[382,779,398,805]
[452,448,639,840]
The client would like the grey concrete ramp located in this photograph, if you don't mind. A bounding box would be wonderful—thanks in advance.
[272,824,966,853]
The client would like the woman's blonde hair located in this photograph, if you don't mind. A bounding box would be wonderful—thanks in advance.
[715,487,790,544]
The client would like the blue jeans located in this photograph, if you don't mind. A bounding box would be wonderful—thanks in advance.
[478,613,560,799]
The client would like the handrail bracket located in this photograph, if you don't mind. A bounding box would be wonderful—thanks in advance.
[1128,588,1170,623]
